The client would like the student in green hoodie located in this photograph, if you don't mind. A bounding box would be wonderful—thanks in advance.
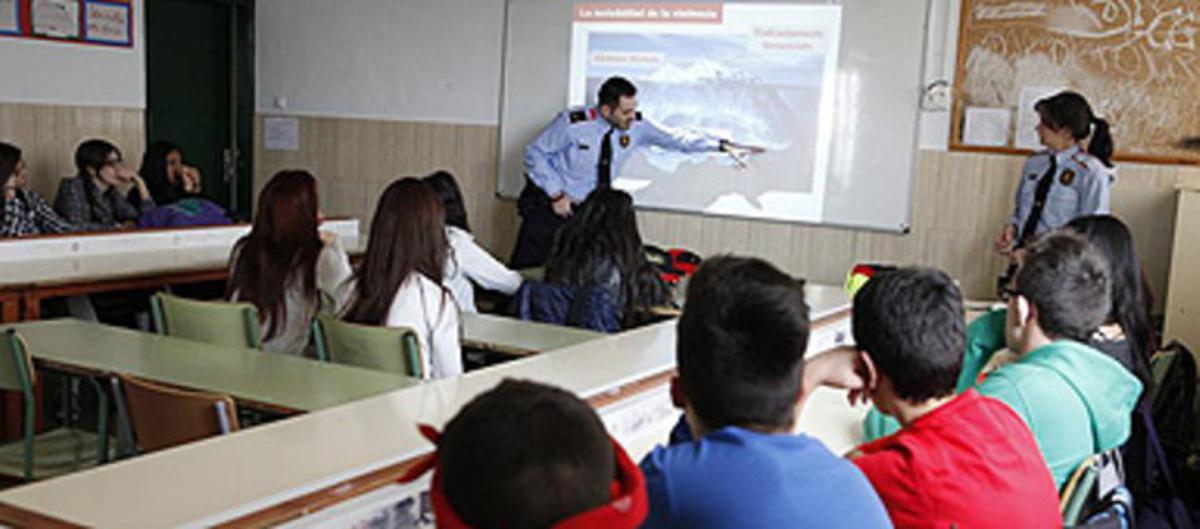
[981,232,1142,486]
[867,231,1141,487]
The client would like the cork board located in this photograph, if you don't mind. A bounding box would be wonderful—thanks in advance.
[950,1,1200,164]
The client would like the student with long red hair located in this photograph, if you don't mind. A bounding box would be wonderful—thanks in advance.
[342,178,462,379]
[226,170,352,355]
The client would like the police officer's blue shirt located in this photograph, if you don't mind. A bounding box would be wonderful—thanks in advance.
[523,106,723,201]
[1009,144,1115,236]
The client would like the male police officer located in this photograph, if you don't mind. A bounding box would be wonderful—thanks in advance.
[510,76,762,267]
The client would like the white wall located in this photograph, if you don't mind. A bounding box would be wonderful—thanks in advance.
[0,0,144,108]
[255,0,505,125]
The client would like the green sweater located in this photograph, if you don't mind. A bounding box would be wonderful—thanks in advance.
[863,309,1142,487]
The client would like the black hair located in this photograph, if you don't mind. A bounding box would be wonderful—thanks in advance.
[852,268,965,402]
[546,188,668,327]
[677,255,810,431]
[138,140,183,204]
[1065,215,1154,386]
[74,139,121,177]
[598,76,637,109]
[1016,231,1111,342]
[1035,91,1114,167]
[0,142,20,182]
[439,379,614,529]
[423,170,470,232]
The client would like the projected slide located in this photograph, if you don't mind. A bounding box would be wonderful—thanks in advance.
[569,2,841,222]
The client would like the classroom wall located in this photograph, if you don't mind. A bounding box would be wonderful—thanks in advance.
[0,1,146,202]
[253,0,1200,305]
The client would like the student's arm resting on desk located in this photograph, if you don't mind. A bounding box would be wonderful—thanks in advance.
[523,113,573,199]
[28,190,78,234]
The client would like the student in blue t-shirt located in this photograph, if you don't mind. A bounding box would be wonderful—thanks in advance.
[640,255,892,529]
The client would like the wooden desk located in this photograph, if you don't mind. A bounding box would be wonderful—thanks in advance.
[0,220,360,322]
[461,313,604,356]
[0,284,854,528]
[2,319,418,414]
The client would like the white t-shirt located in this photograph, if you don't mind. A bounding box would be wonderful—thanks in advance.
[384,273,463,380]
[443,226,523,313]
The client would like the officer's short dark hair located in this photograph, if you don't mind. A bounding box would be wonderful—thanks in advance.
[598,76,637,109]
[852,268,965,402]
[439,379,614,529]
[677,255,810,431]
[1016,231,1111,342]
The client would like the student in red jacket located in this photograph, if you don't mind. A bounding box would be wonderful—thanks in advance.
[806,267,1060,529]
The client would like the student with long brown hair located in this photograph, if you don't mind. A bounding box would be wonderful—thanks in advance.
[226,170,352,355]
[343,178,462,379]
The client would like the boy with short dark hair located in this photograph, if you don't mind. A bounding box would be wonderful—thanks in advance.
[808,267,1060,528]
[640,255,890,529]
[978,231,1142,486]
[402,379,648,529]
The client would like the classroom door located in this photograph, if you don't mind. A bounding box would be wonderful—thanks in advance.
[145,0,254,220]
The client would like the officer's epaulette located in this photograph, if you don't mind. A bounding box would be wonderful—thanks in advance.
[568,108,598,124]
[1071,151,1093,166]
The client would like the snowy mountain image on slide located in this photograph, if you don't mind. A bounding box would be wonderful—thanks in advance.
[584,32,828,213]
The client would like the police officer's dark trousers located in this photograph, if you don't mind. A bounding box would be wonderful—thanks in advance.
[509,177,567,269]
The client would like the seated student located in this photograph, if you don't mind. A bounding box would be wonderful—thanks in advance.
[969,232,1141,486]
[401,379,648,529]
[424,170,523,313]
[342,178,462,379]
[54,139,154,231]
[543,188,668,329]
[806,267,1060,528]
[640,255,891,529]
[226,170,352,355]
[1,141,79,237]
[133,141,204,207]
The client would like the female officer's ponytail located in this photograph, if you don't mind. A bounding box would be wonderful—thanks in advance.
[1035,91,1114,167]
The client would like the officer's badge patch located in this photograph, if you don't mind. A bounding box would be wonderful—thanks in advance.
[620,135,631,148]
[1060,169,1076,186]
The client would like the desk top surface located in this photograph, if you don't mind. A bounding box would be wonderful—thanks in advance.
[461,312,605,355]
[0,221,361,290]
[0,284,854,529]
[2,319,418,413]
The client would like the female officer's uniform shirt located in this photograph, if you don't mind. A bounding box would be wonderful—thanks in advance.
[523,106,723,201]
[1008,144,1114,237]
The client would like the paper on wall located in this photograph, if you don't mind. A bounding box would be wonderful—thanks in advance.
[962,107,1011,147]
[264,117,300,151]
[1015,85,1067,150]
[32,0,79,39]
[0,0,19,35]
[85,0,130,45]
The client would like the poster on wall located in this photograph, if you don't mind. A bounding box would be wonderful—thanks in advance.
[84,0,129,45]
[32,0,80,39]
[0,0,20,35]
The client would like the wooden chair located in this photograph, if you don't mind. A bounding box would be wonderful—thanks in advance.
[0,329,109,481]
[311,314,424,378]
[150,292,261,349]
[113,373,239,454]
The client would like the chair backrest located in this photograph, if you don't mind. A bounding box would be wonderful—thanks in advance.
[0,330,36,395]
[115,373,239,454]
[1060,454,1102,525]
[151,292,261,349]
[312,314,423,378]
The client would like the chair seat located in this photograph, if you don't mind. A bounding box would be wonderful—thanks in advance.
[0,428,113,481]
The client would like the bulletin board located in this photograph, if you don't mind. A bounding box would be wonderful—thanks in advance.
[949,0,1200,164]
[0,0,133,48]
